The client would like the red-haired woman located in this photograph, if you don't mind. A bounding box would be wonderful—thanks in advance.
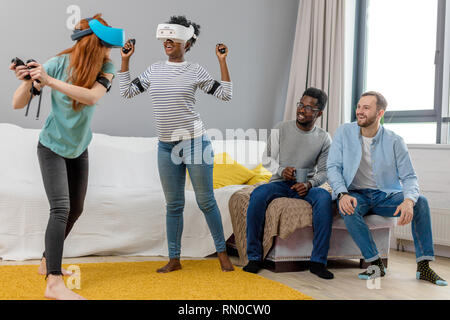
[10,14,123,300]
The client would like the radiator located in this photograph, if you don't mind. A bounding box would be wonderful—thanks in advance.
[393,208,450,246]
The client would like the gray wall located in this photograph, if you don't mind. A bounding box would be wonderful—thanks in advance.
[0,0,299,138]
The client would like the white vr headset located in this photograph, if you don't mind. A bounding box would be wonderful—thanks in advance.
[156,24,197,43]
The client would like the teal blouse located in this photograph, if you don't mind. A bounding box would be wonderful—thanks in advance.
[39,54,115,158]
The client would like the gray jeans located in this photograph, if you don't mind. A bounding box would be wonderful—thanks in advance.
[37,142,88,276]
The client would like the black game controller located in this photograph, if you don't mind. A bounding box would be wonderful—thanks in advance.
[122,39,136,54]
[11,57,42,119]
[217,44,226,54]
[11,58,40,83]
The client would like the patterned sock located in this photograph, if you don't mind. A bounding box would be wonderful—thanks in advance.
[358,258,385,280]
[416,260,448,286]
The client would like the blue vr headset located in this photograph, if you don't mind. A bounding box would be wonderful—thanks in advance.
[71,18,125,48]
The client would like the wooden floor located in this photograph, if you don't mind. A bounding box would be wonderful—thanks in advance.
[1,250,449,300]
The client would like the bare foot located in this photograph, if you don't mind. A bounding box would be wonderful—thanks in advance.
[218,251,234,272]
[44,275,86,300]
[38,258,73,276]
[157,258,182,273]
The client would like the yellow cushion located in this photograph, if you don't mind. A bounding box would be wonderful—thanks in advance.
[213,153,255,189]
[246,163,272,185]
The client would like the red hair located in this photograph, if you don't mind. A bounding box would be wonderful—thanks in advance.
[58,13,111,111]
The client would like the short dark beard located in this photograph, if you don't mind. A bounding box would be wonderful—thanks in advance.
[357,113,378,128]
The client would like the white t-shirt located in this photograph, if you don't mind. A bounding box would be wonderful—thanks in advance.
[350,135,378,190]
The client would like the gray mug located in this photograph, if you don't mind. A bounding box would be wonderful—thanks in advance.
[294,168,308,183]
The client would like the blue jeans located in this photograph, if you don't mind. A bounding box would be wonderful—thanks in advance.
[246,180,333,265]
[158,135,226,258]
[338,189,435,263]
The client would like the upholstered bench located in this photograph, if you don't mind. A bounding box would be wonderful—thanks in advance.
[227,182,397,272]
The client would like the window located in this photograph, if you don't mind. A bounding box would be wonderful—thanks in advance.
[353,0,449,144]
[366,0,437,112]
[383,123,436,144]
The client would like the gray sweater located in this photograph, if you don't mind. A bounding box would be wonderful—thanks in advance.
[262,120,331,187]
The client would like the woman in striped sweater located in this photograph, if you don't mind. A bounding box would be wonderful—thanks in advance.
[118,15,234,273]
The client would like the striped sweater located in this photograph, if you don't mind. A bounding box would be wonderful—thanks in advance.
[118,60,232,142]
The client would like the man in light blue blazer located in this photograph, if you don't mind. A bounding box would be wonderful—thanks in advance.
[327,91,447,286]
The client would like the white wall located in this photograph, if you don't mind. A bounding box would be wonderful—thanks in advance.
[391,145,450,258]
[0,0,299,137]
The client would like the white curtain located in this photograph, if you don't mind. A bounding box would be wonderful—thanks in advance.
[284,0,345,136]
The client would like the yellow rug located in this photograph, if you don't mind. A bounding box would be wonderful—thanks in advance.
[0,260,313,300]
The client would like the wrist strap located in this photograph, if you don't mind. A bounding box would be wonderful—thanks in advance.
[25,83,42,120]
[338,192,349,200]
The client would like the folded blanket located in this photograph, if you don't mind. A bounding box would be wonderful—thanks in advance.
[228,182,333,266]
